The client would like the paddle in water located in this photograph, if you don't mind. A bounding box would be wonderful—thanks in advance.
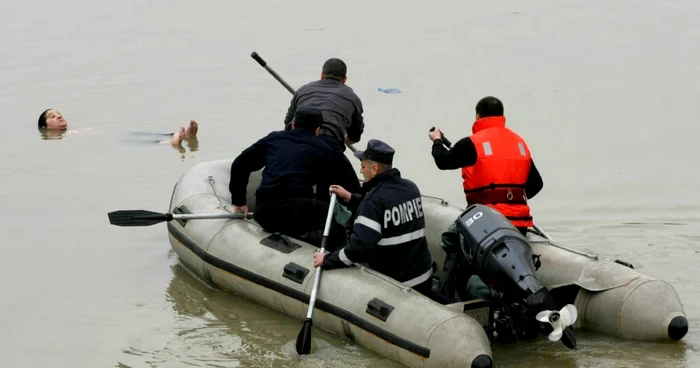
[296,192,337,356]
[107,210,252,227]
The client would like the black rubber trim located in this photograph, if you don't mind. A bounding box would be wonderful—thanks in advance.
[614,259,634,269]
[172,206,190,227]
[167,223,431,358]
[282,262,309,285]
[260,233,301,254]
[366,298,394,322]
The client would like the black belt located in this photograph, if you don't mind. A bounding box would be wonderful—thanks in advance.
[466,188,528,205]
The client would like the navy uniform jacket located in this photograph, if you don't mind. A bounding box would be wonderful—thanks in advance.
[322,168,434,287]
[229,128,333,205]
[283,78,365,150]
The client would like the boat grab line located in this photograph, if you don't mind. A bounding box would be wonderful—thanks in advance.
[208,176,227,210]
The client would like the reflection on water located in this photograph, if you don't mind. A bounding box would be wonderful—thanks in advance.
[492,330,691,368]
[39,129,68,140]
[119,244,694,368]
[170,138,199,161]
[37,129,201,160]
[117,260,402,368]
[114,257,693,368]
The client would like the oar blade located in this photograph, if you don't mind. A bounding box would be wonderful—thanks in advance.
[108,210,170,227]
[295,318,313,356]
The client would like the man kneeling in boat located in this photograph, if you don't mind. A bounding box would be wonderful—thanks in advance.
[229,107,346,249]
[312,139,447,303]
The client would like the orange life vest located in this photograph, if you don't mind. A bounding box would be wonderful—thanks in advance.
[461,116,534,228]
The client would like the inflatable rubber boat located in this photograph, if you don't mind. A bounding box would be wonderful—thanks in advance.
[163,158,688,368]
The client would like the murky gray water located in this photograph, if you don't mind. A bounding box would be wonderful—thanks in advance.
[2,0,699,367]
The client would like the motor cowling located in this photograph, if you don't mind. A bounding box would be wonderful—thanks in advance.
[454,204,577,349]
[455,204,545,305]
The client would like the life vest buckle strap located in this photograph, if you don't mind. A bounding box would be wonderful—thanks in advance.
[506,215,533,221]
[463,183,526,194]
[465,188,528,205]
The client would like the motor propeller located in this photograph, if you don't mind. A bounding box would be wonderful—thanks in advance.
[536,304,578,342]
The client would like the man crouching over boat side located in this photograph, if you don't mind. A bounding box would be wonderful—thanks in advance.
[312,139,451,304]
[228,107,346,250]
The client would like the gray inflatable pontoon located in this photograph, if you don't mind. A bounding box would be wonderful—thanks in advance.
[165,159,688,368]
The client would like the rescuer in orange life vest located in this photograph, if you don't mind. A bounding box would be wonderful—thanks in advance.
[428,96,543,236]
[428,96,544,302]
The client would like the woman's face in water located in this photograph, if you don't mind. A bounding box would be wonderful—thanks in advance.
[44,110,67,130]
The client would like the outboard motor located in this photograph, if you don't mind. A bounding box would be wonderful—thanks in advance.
[454,204,577,349]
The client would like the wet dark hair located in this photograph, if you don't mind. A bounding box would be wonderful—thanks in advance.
[475,96,504,118]
[38,108,51,129]
[322,58,347,81]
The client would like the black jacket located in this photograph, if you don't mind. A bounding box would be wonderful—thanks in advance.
[431,137,544,199]
[229,128,333,206]
[284,78,365,150]
[322,168,433,287]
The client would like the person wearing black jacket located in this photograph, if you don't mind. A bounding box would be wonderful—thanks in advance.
[229,107,343,248]
[283,58,365,194]
[313,139,443,301]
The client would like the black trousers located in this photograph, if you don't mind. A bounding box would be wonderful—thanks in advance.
[413,278,455,305]
[255,197,347,252]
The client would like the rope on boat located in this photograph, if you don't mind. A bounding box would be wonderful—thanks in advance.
[421,195,601,262]
[208,176,228,211]
[529,226,599,261]
[422,195,450,206]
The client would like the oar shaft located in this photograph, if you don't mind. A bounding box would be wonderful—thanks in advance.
[251,52,296,95]
[532,224,600,261]
[171,212,250,221]
[532,224,552,241]
[430,126,452,148]
[306,193,337,319]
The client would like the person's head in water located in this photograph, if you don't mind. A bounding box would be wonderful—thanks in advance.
[38,109,68,131]
[475,96,504,120]
[291,107,323,135]
[320,58,348,84]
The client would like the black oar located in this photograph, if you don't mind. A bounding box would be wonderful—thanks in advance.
[251,51,296,95]
[108,210,252,227]
[250,51,357,153]
[296,192,337,355]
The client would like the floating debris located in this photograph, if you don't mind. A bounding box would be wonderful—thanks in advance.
[377,87,401,94]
